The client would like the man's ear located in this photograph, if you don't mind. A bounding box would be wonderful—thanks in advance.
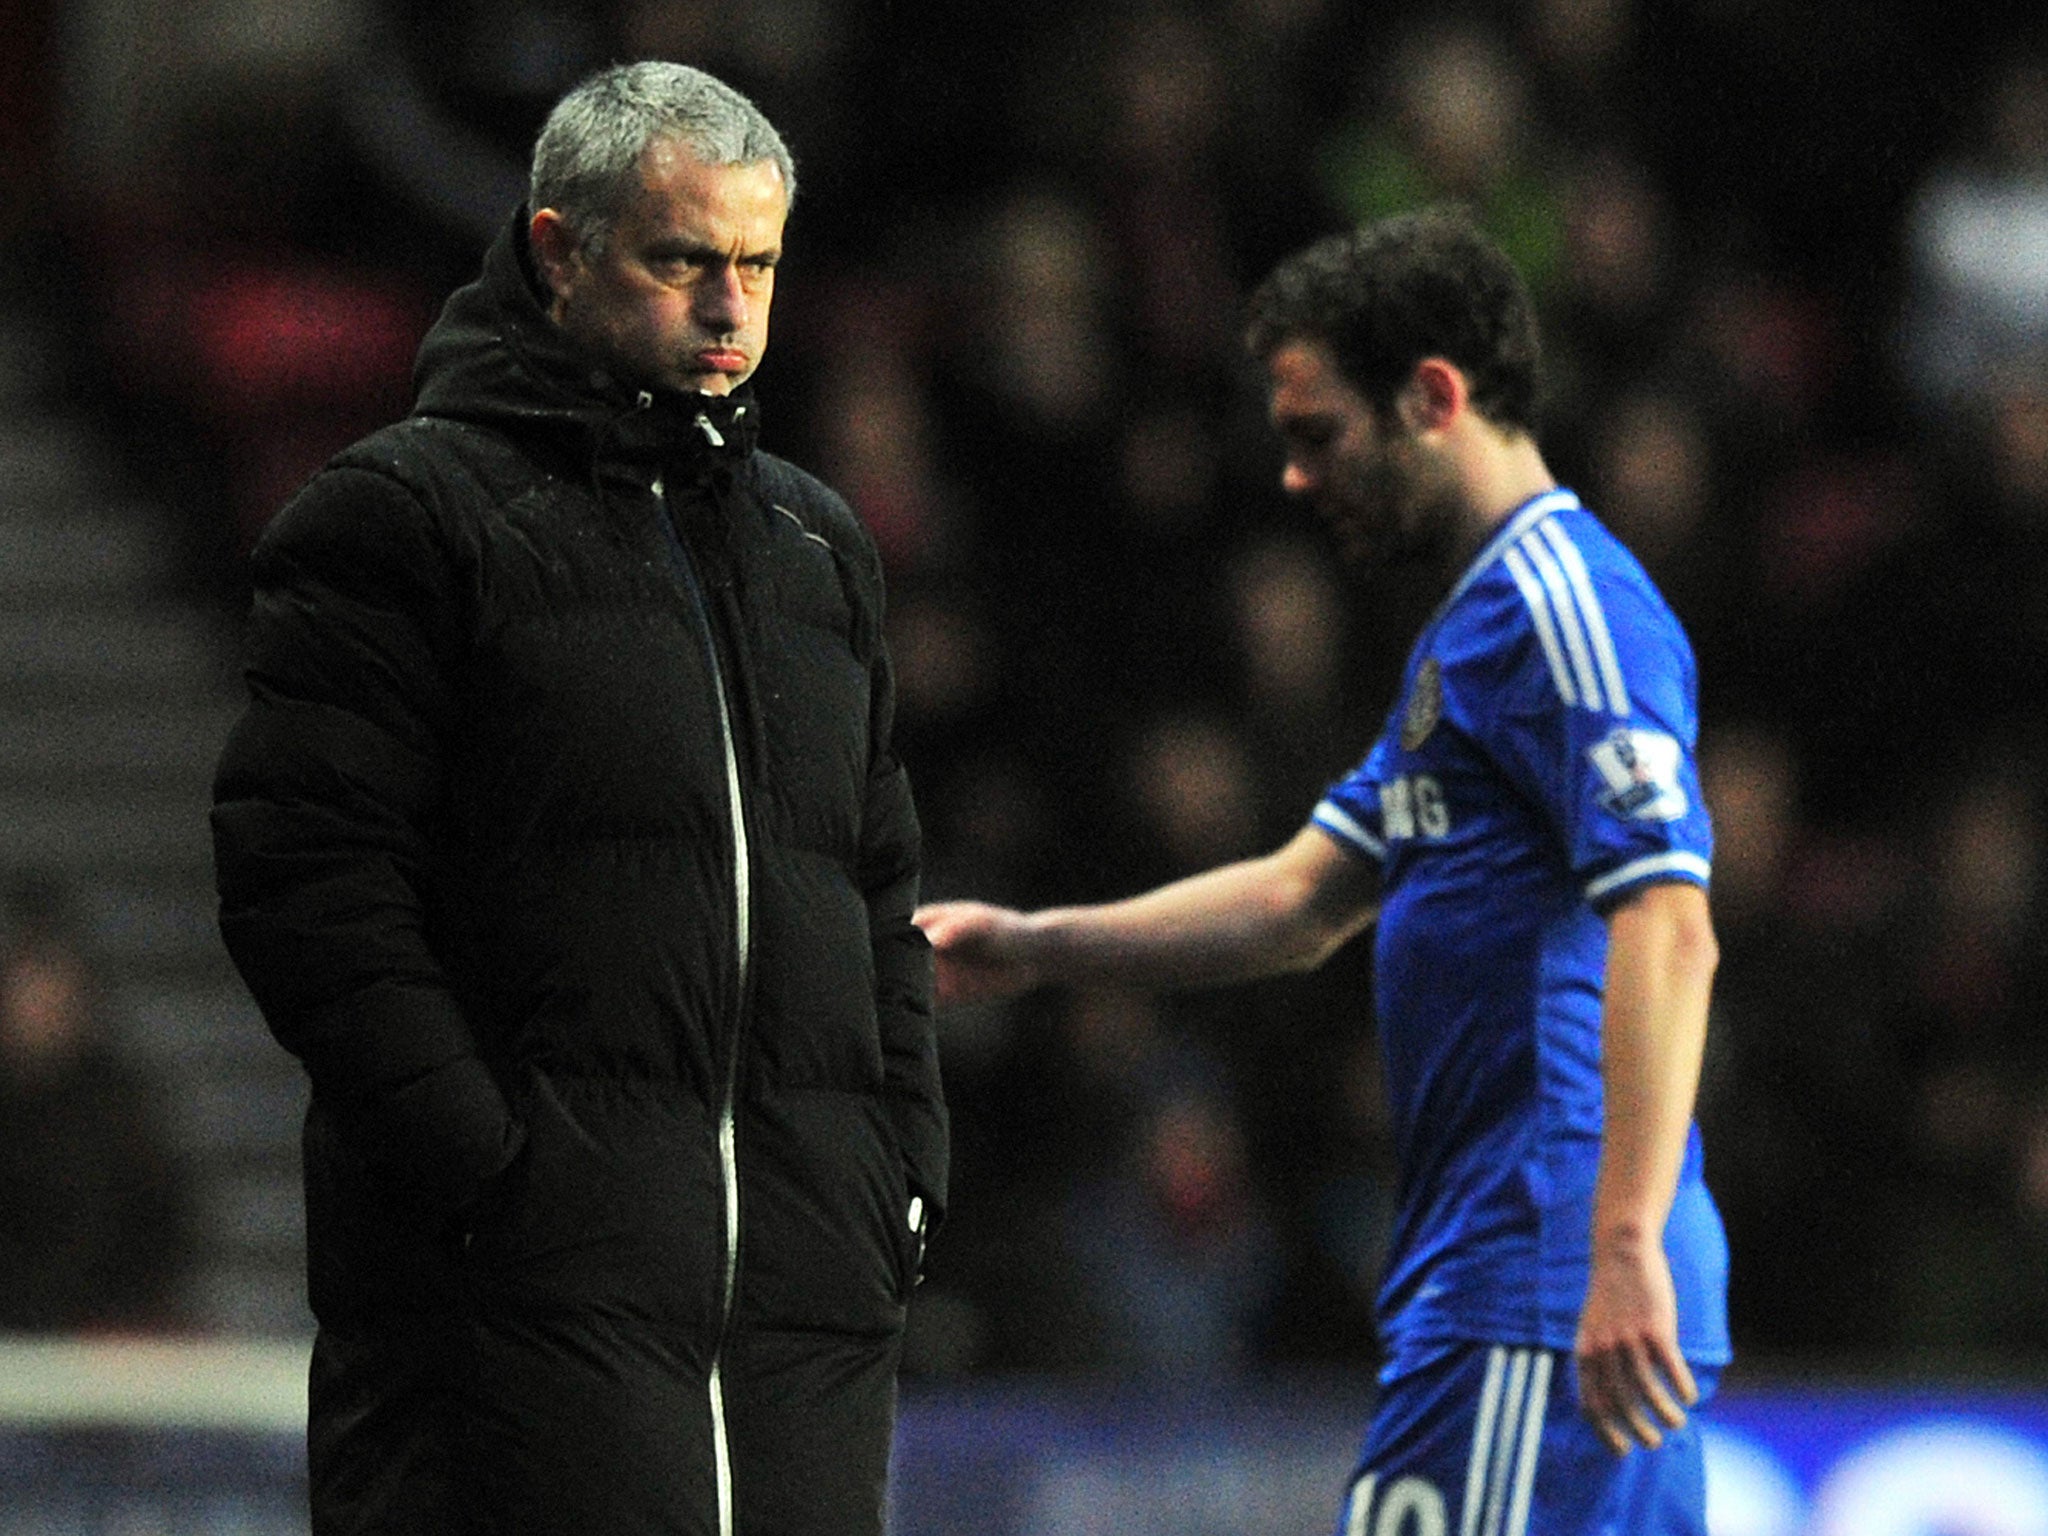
[528,208,581,307]
[1400,357,1468,432]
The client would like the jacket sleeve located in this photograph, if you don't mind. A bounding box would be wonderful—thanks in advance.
[854,552,949,1230]
[210,463,521,1217]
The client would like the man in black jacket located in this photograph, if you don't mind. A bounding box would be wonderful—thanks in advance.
[211,61,947,1536]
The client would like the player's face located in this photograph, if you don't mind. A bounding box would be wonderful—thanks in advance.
[1266,339,1454,576]
[537,141,786,397]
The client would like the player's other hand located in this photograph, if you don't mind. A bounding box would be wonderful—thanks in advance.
[1573,1237,1699,1456]
[912,901,1040,1007]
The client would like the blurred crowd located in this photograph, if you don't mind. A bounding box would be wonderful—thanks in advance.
[4,0,2046,1379]
[0,872,189,1334]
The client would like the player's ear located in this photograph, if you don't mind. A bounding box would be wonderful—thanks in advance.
[1402,357,1467,431]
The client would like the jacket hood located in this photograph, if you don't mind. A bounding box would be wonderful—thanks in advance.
[411,205,760,472]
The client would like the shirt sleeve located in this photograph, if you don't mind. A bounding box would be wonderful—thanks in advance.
[1476,529,1712,909]
[1312,739,1391,862]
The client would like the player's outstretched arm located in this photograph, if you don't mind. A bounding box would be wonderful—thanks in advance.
[1575,878,1718,1455]
[915,825,1378,1008]
[909,901,1044,1007]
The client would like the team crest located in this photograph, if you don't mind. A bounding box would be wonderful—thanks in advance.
[1400,658,1443,751]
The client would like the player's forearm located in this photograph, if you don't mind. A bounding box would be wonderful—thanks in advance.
[1021,840,1362,991]
[1591,882,1718,1253]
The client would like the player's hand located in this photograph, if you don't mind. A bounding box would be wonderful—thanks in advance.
[1573,1237,1698,1456]
[912,901,1041,1007]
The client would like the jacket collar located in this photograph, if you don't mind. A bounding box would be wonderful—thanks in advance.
[410,205,761,476]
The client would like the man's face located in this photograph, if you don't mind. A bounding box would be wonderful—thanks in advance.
[537,140,787,396]
[1266,339,1452,577]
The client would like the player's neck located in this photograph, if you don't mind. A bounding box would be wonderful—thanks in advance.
[1451,432,1556,566]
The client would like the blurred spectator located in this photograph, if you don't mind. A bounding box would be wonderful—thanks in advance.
[1683,259,1850,463]
[1881,734,2048,1352]
[793,275,982,589]
[1917,354,2048,728]
[0,875,192,1333]
[1059,1047,1281,1383]
[1694,722,1810,1350]
[1225,539,1343,720]
[1091,8,1243,377]
[1697,733,1923,1358]
[1542,145,1682,460]
[1518,0,1648,149]
[1217,537,1359,843]
[1118,401,1228,541]
[1583,383,1713,575]
[1317,19,1567,299]
[1900,50,2048,413]
[949,182,1124,443]
[916,984,1168,1377]
[1696,722,1800,940]
[1984,362,2048,522]
[342,0,606,268]
[1297,1030,1395,1358]
[1122,712,1264,881]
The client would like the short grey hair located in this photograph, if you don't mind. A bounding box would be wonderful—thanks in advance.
[529,61,796,251]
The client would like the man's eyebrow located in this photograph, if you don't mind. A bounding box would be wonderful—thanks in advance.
[646,239,782,265]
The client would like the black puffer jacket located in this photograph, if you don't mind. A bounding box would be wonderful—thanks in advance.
[211,211,946,1535]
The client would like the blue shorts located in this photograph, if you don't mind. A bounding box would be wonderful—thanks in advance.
[1333,1343,1719,1536]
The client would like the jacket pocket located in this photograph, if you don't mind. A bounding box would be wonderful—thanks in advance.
[303,1101,468,1321]
[736,1087,909,1335]
[464,1069,725,1331]
[749,855,885,1090]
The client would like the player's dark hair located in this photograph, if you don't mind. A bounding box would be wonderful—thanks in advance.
[1245,209,1542,433]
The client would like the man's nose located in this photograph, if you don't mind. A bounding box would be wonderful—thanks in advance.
[697,264,748,331]
[1282,459,1317,496]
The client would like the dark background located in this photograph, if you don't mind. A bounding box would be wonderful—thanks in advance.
[2,0,2045,1384]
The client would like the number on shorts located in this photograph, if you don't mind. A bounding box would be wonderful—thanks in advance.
[1343,1473,1448,1536]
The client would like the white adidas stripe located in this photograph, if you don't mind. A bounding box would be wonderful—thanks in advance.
[1501,547,1579,708]
[1518,533,1606,713]
[1497,515,1637,718]
[1587,851,1712,902]
[1462,1348,1553,1536]
[1315,802,1386,859]
[1461,1347,1508,1536]
[1504,1352,1552,1536]
[1538,520,1630,717]
[1481,1348,1530,1536]
[1341,1347,1557,1536]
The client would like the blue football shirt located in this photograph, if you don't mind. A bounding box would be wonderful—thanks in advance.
[1312,488,1730,1377]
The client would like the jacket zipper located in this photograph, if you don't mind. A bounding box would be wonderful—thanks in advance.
[655,444,750,1536]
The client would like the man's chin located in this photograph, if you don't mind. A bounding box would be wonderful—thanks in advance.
[654,363,751,397]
